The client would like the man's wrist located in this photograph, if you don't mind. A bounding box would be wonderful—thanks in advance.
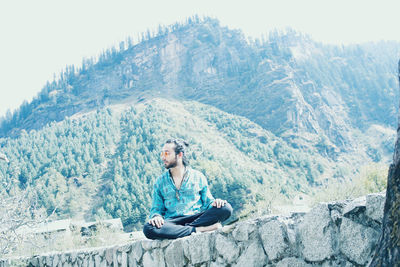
[207,199,215,209]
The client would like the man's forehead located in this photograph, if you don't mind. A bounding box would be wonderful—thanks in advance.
[162,143,175,151]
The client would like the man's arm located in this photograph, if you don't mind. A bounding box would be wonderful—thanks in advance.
[148,180,166,228]
[199,172,216,210]
[149,181,165,219]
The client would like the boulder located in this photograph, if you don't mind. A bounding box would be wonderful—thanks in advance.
[29,257,39,267]
[121,252,127,267]
[259,219,290,261]
[233,240,267,267]
[275,257,311,267]
[321,259,355,267]
[142,249,165,267]
[210,261,227,267]
[165,239,186,267]
[366,192,385,223]
[128,241,143,265]
[339,217,380,265]
[183,232,213,265]
[105,247,114,264]
[342,196,366,216]
[94,255,101,266]
[297,203,335,261]
[141,239,170,250]
[232,220,257,241]
[52,254,59,267]
[215,234,240,264]
[210,256,228,267]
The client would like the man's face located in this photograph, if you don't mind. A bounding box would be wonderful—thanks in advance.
[161,143,178,169]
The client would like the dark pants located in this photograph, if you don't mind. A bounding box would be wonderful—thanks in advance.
[143,203,233,240]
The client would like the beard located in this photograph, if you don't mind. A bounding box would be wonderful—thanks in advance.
[164,156,178,169]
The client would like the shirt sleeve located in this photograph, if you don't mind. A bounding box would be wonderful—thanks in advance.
[199,172,215,210]
[149,179,166,219]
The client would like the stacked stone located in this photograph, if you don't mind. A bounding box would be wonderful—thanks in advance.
[0,192,385,267]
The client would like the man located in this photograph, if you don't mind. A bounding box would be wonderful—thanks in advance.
[143,139,232,240]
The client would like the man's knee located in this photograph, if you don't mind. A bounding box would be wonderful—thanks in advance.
[143,223,158,240]
[221,202,233,219]
[213,202,233,221]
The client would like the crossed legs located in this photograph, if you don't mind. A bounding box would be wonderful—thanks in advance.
[143,203,233,240]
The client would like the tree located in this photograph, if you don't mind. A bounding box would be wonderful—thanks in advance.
[369,60,400,266]
[0,156,50,256]
[0,187,47,255]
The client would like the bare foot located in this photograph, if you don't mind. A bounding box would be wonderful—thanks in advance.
[196,223,222,233]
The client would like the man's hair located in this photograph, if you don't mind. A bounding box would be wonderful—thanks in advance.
[165,138,189,166]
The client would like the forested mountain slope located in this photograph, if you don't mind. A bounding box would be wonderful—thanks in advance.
[1,17,398,161]
[0,99,359,230]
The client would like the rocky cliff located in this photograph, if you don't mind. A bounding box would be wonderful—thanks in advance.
[0,192,385,266]
[369,59,400,266]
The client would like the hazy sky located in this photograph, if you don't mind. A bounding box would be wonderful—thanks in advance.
[0,0,398,118]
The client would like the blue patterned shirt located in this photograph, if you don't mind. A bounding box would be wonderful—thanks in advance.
[149,168,215,219]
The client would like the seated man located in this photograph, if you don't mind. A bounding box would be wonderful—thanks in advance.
[143,139,232,240]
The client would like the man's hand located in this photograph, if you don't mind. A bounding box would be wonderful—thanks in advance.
[149,215,164,228]
[212,198,227,208]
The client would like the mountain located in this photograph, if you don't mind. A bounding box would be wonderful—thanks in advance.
[0,17,398,229]
[1,18,398,158]
[0,99,345,229]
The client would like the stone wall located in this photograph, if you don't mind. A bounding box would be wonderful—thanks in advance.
[0,192,385,267]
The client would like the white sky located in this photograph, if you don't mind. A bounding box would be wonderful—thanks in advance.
[0,0,399,118]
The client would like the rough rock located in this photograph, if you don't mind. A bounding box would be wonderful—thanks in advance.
[215,234,240,264]
[129,241,143,263]
[118,244,132,252]
[29,257,39,267]
[259,219,290,261]
[233,240,267,267]
[183,232,213,265]
[366,192,385,223]
[52,254,59,267]
[209,261,226,267]
[330,209,342,224]
[94,255,101,266]
[297,203,335,261]
[343,196,366,216]
[321,259,355,267]
[165,239,186,267]
[105,248,114,265]
[88,255,94,267]
[339,217,380,265]
[209,256,227,267]
[232,220,257,241]
[121,252,127,267]
[70,252,77,263]
[141,239,170,250]
[275,257,311,267]
[113,247,118,266]
[142,249,165,267]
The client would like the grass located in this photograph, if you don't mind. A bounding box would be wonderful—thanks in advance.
[310,163,388,204]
